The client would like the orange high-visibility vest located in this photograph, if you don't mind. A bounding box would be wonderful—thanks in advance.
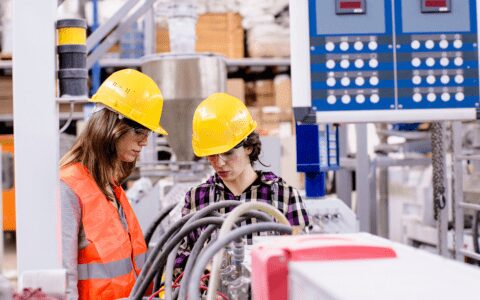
[61,163,147,300]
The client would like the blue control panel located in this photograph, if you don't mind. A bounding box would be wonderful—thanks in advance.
[301,0,480,122]
[395,0,478,110]
[309,0,394,112]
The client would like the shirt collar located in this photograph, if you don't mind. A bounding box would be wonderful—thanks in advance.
[210,170,279,191]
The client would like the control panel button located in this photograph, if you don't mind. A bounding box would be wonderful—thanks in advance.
[369,76,379,86]
[341,77,351,86]
[354,41,364,51]
[454,57,464,66]
[369,58,379,68]
[454,75,464,84]
[425,57,435,67]
[356,94,366,104]
[327,95,337,104]
[413,93,422,102]
[440,75,450,84]
[340,41,349,51]
[440,57,449,67]
[340,59,350,69]
[354,59,364,68]
[355,77,365,86]
[425,40,435,49]
[426,75,436,85]
[370,94,380,103]
[453,39,463,49]
[412,75,422,85]
[325,42,335,52]
[441,93,451,102]
[439,40,449,49]
[326,60,336,69]
[411,57,421,67]
[411,40,421,50]
[455,92,465,101]
[427,93,436,102]
[327,77,336,87]
[368,41,378,51]
[341,94,351,104]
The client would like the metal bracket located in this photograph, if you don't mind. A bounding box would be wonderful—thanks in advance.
[293,107,317,124]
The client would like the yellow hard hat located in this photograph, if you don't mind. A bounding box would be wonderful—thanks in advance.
[90,69,168,135]
[192,93,257,157]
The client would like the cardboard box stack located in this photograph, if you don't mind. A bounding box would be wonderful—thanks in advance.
[156,22,171,53]
[227,78,246,103]
[0,76,83,115]
[196,13,244,58]
[244,75,294,136]
[155,13,244,58]
[274,74,293,120]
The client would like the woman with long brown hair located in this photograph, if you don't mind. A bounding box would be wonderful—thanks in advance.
[60,69,167,300]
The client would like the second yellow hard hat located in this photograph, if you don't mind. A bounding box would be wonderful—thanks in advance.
[192,93,257,157]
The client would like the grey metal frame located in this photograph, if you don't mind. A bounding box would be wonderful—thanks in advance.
[86,0,156,69]
[338,124,432,237]
[452,121,480,262]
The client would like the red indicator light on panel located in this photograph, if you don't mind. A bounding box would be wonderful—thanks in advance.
[340,1,362,9]
[425,0,447,7]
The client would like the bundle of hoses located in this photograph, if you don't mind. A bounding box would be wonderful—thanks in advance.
[129,201,292,300]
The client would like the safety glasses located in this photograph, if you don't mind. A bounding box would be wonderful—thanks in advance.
[207,140,245,163]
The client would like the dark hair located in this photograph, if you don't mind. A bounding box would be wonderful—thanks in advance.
[60,109,137,201]
[243,131,267,166]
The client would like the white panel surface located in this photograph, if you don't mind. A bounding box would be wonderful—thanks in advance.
[13,0,61,272]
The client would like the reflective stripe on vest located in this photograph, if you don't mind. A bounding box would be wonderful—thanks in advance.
[78,253,146,280]
[135,252,146,270]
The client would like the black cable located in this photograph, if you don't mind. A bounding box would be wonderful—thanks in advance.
[144,202,178,245]
[132,217,226,300]
[177,224,218,300]
[132,201,272,298]
[187,223,292,300]
[157,212,268,298]
[130,212,194,297]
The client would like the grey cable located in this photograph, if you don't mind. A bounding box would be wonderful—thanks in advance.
[132,217,226,300]
[130,212,194,297]
[177,225,218,300]
[187,223,292,300]
[144,202,178,245]
[133,200,241,297]
[208,202,290,300]
[162,201,243,299]
[177,212,272,300]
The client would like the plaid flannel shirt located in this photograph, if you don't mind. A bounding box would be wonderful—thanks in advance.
[175,170,310,268]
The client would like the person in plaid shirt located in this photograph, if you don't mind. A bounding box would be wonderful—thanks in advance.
[175,93,310,268]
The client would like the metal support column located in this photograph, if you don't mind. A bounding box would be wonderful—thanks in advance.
[144,6,156,55]
[355,124,375,233]
[336,124,352,207]
[377,165,389,238]
[13,0,61,273]
[452,121,464,261]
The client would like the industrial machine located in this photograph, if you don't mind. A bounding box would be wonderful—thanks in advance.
[251,233,480,300]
